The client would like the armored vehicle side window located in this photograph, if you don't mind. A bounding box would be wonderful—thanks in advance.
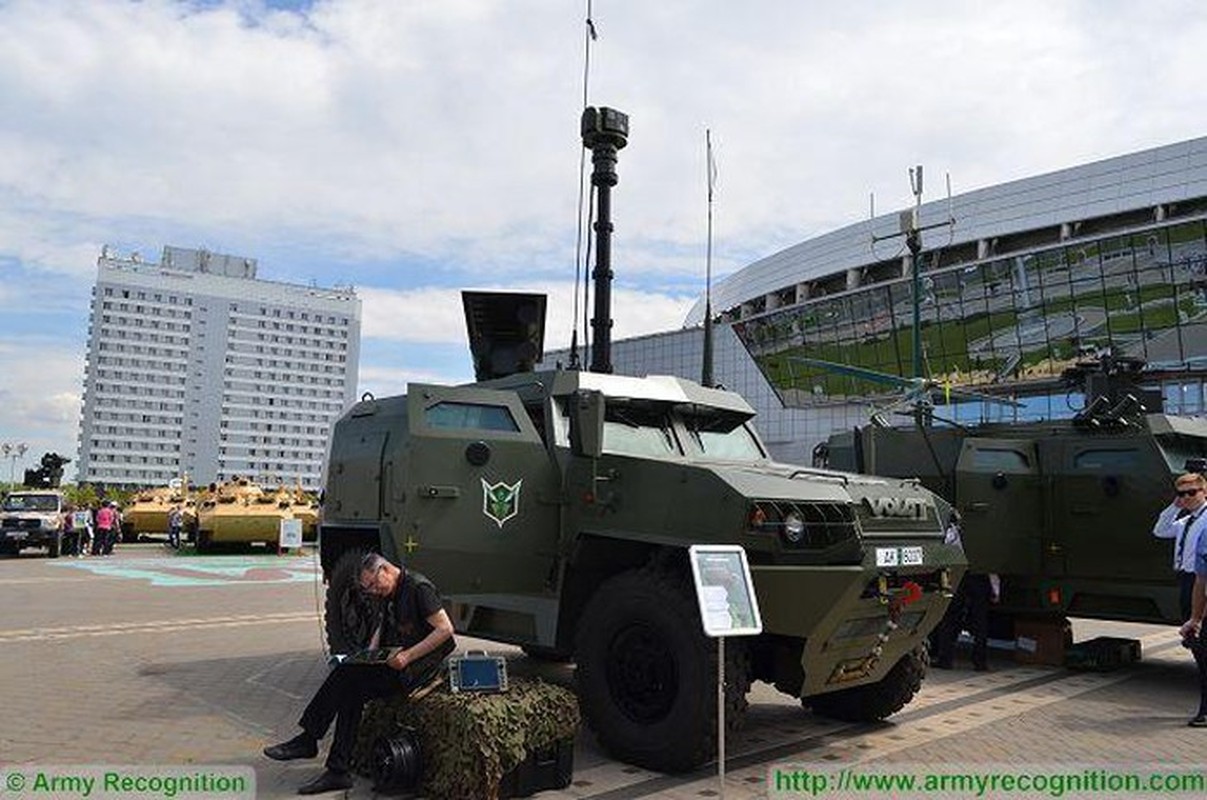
[604,404,680,457]
[424,402,519,433]
[971,449,1029,470]
[1073,449,1139,470]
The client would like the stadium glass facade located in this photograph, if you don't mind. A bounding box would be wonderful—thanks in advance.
[737,216,1207,424]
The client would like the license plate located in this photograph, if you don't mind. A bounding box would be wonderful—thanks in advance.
[901,546,924,566]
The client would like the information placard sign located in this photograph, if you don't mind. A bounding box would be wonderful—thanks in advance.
[279,518,303,550]
[688,544,763,638]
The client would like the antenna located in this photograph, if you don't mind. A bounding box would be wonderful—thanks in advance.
[868,164,957,379]
[568,0,599,370]
[702,128,716,387]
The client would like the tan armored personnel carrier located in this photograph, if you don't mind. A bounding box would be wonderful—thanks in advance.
[121,484,196,543]
[195,478,297,551]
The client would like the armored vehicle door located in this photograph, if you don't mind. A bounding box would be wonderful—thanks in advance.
[955,438,1042,577]
[404,384,560,599]
[1043,436,1169,581]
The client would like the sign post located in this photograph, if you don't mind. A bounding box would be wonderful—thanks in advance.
[278,518,303,555]
[688,545,763,800]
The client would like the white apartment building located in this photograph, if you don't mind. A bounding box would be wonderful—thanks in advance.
[77,245,362,490]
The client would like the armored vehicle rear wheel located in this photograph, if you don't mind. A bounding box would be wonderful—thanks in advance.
[324,549,381,656]
[575,566,750,773]
[807,643,928,722]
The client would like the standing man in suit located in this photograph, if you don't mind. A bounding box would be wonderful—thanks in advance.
[1177,473,1207,726]
[1154,472,1207,621]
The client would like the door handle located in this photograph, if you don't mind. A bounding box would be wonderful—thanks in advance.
[418,485,460,499]
[966,502,990,512]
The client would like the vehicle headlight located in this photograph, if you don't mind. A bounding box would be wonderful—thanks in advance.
[783,511,805,543]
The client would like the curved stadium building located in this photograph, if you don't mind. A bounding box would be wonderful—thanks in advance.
[591,136,1207,464]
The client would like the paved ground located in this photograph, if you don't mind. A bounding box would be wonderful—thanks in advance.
[2,544,1206,799]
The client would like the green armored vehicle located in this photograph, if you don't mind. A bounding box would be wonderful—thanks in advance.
[318,107,965,773]
[820,355,1207,627]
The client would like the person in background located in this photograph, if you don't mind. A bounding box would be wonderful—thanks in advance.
[93,501,117,556]
[167,505,183,550]
[933,510,1000,671]
[1177,482,1207,727]
[61,506,77,557]
[1154,472,1207,621]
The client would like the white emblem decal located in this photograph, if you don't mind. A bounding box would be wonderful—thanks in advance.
[482,479,522,528]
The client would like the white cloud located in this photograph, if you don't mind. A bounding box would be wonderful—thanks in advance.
[0,340,84,470]
[358,282,695,348]
[3,0,1203,288]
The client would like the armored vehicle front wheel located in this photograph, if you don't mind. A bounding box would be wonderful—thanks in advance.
[575,566,750,773]
[806,643,928,722]
[120,522,137,544]
[324,548,381,656]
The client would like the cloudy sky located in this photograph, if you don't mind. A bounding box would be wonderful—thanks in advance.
[0,0,1204,474]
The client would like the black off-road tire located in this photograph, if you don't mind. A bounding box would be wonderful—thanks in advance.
[47,534,61,559]
[575,566,751,773]
[324,549,381,656]
[807,643,929,722]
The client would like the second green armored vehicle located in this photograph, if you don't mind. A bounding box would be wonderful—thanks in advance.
[317,106,964,773]
[819,354,1207,627]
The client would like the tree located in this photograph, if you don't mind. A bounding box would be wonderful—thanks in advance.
[62,483,99,509]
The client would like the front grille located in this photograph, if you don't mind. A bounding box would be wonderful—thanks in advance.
[751,501,859,549]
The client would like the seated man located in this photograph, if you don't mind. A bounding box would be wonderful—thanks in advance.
[264,553,456,794]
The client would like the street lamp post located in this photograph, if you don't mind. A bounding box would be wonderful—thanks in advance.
[1,442,28,488]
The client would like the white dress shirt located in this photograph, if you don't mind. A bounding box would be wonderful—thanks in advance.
[1154,502,1207,573]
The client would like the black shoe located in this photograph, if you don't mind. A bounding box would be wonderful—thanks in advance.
[1189,716,1207,728]
[264,733,318,761]
[297,770,353,795]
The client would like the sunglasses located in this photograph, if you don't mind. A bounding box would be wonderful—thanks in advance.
[1177,489,1202,498]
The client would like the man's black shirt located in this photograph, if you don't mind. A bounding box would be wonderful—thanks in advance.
[381,570,444,650]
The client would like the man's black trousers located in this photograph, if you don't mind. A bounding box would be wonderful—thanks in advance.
[298,648,448,774]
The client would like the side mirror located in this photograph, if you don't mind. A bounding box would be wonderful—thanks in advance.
[569,390,605,459]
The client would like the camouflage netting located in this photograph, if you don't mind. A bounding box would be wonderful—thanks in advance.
[352,677,580,800]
